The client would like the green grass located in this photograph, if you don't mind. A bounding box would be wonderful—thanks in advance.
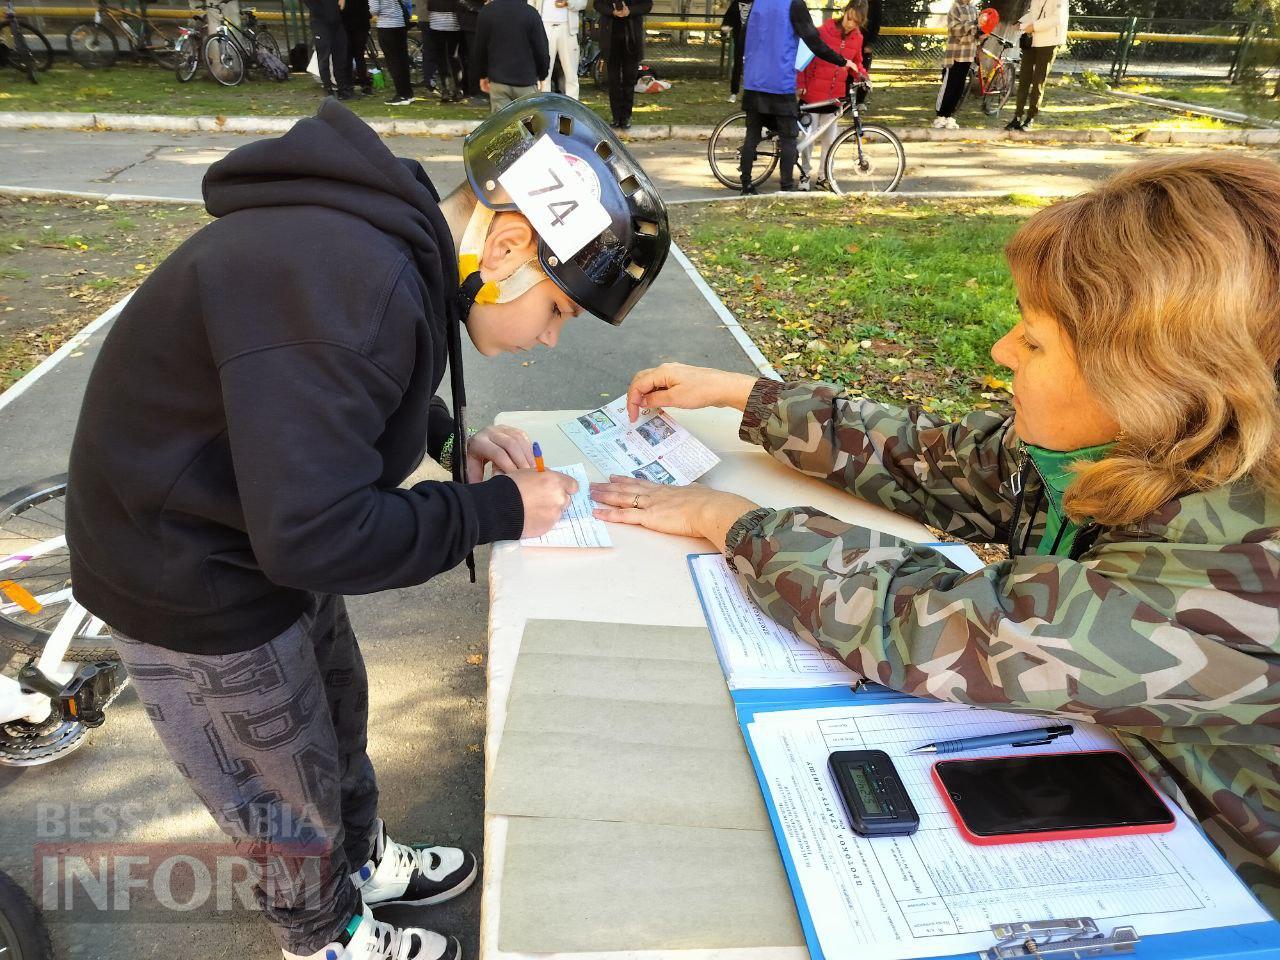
[1112,77,1280,122]
[0,62,1228,130]
[676,196,1047,419]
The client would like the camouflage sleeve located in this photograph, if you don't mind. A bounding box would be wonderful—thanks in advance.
[739,378,1019,542]
[725,508,1280,733]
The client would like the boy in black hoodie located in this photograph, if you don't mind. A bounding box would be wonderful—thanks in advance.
[66,95,669,960]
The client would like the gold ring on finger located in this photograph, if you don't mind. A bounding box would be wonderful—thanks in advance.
[631,494,642,509]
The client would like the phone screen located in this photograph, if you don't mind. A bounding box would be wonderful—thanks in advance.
[934,751,1174,837]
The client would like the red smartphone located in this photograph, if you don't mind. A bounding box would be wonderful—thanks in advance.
[932,750,1176,846]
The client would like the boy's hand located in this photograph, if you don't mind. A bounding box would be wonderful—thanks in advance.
[467,424,534,481]
[510,469,579,538]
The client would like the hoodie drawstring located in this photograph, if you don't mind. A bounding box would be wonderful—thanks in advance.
[445,304,476,584]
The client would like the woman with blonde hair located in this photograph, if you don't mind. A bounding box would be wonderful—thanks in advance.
[591,153,1280,910]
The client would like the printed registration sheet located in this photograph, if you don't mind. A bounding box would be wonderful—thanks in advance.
[747,700,1270,960]
[519,464,611,548]
[559,396,719,485]
[690,547,983,690]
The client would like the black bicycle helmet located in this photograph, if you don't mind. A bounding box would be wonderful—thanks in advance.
[461,93,670,326]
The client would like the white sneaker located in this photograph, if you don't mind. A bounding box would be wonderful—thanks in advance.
[798,174,811,192]
[283,905,460,960]
[353,819,478,908]
[931,116,948,129]
[727,93,737,103]
[945,116,960,129]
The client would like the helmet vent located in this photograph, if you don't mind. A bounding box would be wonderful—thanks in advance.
[594,141,614,162]
[618,175,641,195]
[636,220,659,237]
[558,115,574,135]
[624,260,645,281]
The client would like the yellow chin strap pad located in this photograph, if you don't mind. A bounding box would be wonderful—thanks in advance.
[458,252,501,305]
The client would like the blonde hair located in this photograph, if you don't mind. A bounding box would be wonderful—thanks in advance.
[1004,153,1280,527]
[842,0,867,28]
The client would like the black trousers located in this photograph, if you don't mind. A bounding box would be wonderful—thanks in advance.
[346,20,370,88]
[430,28,462,97]
[378,25,413,98]
[310,10,353,94]
[856,50,872,104]
[418,22,437,85]
[729,27,743,94]
[740,106,798,188]
[460,26,479,95]
[606,28,639,124]
[936,59,970,117]
[1015,43,1056,119]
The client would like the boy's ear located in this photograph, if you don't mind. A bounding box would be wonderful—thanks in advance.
[480,212,539,277]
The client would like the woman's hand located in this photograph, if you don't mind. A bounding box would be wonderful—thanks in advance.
[467,425,535,482]
[590,476,759,551]
[625,362,758,422]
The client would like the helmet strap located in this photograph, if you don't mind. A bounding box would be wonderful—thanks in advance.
[455,202,548,319]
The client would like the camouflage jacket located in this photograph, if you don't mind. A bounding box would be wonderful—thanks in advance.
[726,378,1280,914]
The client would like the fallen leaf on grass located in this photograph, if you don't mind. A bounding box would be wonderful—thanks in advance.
[845,243,860,254]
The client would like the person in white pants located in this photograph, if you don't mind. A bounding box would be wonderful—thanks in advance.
[534,0,587,98]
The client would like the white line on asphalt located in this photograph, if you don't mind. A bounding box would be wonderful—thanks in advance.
[0,294,132,414]
[670,243,780,381]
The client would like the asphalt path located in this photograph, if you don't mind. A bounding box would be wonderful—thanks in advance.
[0,123,1256,960]
[0,126,1249,203]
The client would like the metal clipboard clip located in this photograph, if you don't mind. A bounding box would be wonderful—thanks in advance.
[981,917,1140,960]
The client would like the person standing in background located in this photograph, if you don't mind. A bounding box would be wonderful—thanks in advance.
[427,0,464,100]
[371,0,415,103]
[1006,0,1068,130]
[855,0,879,104]
[342,0,373,94]
[932,0,977,129]
[535,0,587,99]
[719,0,752,104]
[796,0,867,189]
[307,0,354,98]
[737,0,855,194]
[476,0,550,109]
[594,0,651,130]
[457,0,487,105]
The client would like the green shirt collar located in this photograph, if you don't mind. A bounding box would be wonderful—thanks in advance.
[1024,441,1113,556]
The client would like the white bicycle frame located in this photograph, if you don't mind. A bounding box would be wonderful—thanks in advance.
[0,535,102,726]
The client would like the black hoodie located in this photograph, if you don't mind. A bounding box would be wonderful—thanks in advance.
[66,101,524,654]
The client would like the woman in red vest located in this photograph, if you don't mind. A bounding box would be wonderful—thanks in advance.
[796,0,867,189]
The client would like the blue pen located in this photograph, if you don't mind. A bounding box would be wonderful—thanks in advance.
[910,723,1073,755]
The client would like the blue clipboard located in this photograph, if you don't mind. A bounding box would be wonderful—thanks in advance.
[687,552,1280,960]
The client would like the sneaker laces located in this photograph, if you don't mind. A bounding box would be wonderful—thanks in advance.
[384,835,441,878]
[366,914,431,960]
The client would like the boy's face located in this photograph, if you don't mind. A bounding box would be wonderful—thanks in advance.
[466,281,583,356]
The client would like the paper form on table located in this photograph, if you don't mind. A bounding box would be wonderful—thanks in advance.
[746,698,1271,960]
[519,464,612,549]
[559,396,719,485]
[689,545,983,690]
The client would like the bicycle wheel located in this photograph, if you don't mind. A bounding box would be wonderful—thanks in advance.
[203,32,245,85]
[7,20,51,73]
[174,32,201,80]
[983,60,1015,116]
[256,27,280,59]
[0,476,117,664]
[0,24,34,81]
[66,20,118,68]
[707,112,778,189]
[823,123,905,195]
[407,32,423,82]
[0,871,52,960]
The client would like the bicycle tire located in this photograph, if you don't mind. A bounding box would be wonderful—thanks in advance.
[0,871,52,960]
[0,23,36,81]
[0,475,118,664]
[203,32,245,86]
[175,32,201,80]
[407,32,423,82]
[823,123,905,195]
[255,26,280,60]
[66,20,118,68]
[7,20,51,73]
[707,111,778,190]
[982,59,1015,116]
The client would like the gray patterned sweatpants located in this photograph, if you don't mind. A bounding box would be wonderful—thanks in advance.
[114,594,378,954]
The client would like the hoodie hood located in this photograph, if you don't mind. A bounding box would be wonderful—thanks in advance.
[203,99,458,293]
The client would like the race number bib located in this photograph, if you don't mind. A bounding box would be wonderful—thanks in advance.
[498,135,613,263]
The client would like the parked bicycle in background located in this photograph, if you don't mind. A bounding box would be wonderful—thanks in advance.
[203,2,287,85]
[66,0,181,68]
[1,0,53,83]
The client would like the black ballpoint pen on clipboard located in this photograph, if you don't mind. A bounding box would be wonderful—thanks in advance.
[910,723,1074,755]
